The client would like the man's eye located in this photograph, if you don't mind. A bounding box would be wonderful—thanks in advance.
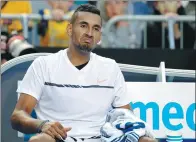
[81,25,86,28]
[94,27,100,31]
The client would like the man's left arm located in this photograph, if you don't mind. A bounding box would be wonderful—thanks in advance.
[112,62,157,142]
[117,104,131,109]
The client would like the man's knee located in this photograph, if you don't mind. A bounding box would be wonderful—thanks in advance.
[139,136,158,142]
[29,133,55,142]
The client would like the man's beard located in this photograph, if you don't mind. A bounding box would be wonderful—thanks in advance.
[75,43,95,53]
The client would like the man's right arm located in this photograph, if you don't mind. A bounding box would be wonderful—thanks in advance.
[10,57,45,134]
[11,93,71,139]
[10,93,42,134]
[11,57,71,140]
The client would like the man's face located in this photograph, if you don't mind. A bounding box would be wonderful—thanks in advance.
[68,12,102,53]
[105,0,127,18]
[155,1,180,14]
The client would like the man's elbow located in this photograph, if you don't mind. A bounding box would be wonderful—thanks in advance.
[10,110,20,130]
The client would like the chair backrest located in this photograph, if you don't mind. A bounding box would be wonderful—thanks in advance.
[1,53,51,142]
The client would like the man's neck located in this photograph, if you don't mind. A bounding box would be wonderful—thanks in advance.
[67,46,90,66]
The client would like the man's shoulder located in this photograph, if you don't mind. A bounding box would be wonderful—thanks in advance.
[92,53,118,68]
[33,50,64,66]
[93,53,116,64]
[92,53,121,78]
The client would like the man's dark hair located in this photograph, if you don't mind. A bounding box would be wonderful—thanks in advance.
[70,4,101,24]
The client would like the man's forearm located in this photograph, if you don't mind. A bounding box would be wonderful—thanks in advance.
[11,109,43,134]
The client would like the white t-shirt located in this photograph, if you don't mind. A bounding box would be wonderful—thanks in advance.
[17,49,131,138]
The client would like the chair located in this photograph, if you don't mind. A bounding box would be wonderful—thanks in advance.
[1,53,51,142]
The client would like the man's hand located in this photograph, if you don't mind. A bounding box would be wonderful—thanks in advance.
[41,121,71,140]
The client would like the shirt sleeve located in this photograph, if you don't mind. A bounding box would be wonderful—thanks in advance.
[112,62,131,107]
[16,57,45,101]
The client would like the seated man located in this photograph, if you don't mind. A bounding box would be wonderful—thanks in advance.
[11,4,156,142]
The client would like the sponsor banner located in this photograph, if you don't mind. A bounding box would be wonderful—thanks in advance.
[127,82,195,139]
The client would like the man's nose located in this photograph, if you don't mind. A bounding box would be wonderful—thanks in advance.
[86,27,93,37]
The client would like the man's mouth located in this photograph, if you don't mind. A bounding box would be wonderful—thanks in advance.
[84,38,92,44]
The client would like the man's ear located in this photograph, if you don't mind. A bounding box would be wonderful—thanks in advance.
[66,23,72,37]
